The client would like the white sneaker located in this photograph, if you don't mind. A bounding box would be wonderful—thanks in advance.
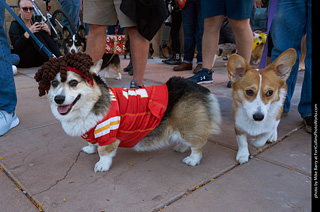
[0,110,20,136]
[12,65,18,76]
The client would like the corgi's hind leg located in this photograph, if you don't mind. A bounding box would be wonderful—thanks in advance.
[111,63,121,80]
[174,143,190,153]
[182,147,203,166]
[179,125,210,166]
[181,135,208,166]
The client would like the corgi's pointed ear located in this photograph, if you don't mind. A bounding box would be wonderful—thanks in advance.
[271,48,296,81]
[227,54,250,82]
[63,26,70,40]
[77,25,85,38]
[90,59,103,75]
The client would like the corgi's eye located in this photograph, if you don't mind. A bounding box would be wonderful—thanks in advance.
[246,90,254,96]
[51,80,59,88]
[266,90,273,97]
[69,80,78,87]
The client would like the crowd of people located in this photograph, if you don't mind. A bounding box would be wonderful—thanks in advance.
[0,0,312,136]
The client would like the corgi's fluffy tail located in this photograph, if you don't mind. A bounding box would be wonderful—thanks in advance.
[207,93,222,135]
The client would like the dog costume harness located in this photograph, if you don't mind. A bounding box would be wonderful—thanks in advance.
[81,85,168,148]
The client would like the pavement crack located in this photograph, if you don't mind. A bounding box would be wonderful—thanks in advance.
[33,151,81,196]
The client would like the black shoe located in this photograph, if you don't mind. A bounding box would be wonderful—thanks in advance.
[129,80,143,89]
[227,81,232,88]
[303,116,312,133]
[123,60,133,72]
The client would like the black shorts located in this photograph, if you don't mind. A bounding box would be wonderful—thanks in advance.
[201,0,254,20]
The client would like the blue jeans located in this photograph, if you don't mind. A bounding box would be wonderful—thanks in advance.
[58,0,81,28]
[270,0,312,118]
[0,6,17,114]
[11,54,20,66]
[181,0,204,64]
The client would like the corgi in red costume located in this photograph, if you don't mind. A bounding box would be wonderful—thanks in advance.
[35,53,221,172]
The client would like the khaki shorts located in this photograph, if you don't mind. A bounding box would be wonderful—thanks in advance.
[83,0,136,27]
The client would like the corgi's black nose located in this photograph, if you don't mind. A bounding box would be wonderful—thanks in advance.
[54,95,65,104]
[253,112,264,121]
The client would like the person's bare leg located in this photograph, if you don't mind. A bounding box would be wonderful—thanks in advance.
[228,18,253,62]
[202,15,225,70]
[127,27,149,87]
[86,24,108,62]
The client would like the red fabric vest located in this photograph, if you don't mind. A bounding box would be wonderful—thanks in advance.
[81,84,168,148]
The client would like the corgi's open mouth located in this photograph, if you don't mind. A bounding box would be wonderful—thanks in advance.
[57,94,81,115]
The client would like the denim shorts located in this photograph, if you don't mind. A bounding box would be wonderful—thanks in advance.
[201,0,254,20]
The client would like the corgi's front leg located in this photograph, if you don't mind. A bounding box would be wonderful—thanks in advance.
[94,139,120,173]
[236,133,250,164]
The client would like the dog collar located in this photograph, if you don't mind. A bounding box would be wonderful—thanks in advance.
[46,66,94,93]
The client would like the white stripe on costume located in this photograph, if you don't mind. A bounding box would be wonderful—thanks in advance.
[94,116,120,138]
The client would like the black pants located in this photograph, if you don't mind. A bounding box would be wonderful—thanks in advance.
[17,31,62,68]
[170,9,182,54]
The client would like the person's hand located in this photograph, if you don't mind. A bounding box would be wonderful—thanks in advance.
[253,0,263,8]
[29,22,41,34]
[40,22,51,35]
[24,22,41,38]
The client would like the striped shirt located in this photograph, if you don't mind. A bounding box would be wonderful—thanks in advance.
[81,84,168,148]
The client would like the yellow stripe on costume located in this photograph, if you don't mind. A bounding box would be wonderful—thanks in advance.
[94,116,120,138]
[118,127,155,134]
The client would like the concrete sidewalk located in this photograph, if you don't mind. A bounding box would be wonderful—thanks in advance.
[0,57,311,212]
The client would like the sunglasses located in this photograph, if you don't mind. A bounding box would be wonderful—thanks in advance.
[21,7,34,12]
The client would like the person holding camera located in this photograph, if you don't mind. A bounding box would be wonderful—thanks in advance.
[9,0,61,68]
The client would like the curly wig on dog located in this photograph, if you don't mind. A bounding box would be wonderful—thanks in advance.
[34,52,94,96]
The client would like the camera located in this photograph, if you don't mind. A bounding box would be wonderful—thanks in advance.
[34,15,42,23]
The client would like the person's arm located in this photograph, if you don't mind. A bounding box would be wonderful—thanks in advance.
[9,21,41,51]
[9,21,28,52]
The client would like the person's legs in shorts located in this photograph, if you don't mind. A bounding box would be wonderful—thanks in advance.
[83,0,117,62]
[226,0,253,62]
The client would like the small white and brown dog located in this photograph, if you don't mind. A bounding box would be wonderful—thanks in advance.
[34,53,221,172]
[227,48,296,164]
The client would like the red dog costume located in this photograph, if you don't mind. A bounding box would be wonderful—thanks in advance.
[81,85,168,148]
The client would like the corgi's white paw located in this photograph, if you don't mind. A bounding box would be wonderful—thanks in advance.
[267,131,278,143]
[116,73,121,80]
[236,150,249,164]
[182,153,202,166]
[94,156,112,172]
[82,145,97,154]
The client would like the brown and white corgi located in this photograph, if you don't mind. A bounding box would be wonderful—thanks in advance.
[62,26,121,80]
[34,53,221,172]
[227,48,296,164]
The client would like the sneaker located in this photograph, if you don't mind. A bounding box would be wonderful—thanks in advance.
[162,53,181,65]
[130,80,143,89]
[0,111,19,136]
[12,65,18,76]
[303,116,312,133]
[187,68,213,84]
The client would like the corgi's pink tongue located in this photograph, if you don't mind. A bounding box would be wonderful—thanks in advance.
[57,104,72,114]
